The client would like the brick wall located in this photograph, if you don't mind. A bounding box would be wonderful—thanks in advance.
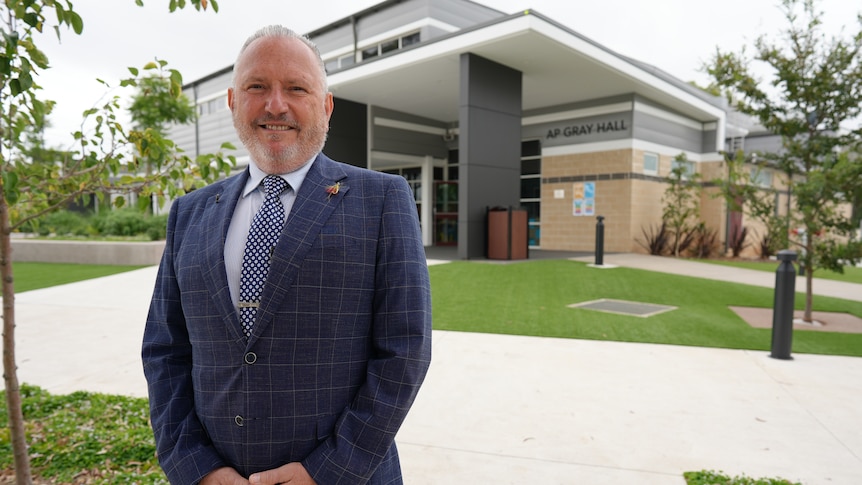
[538,149,729,254]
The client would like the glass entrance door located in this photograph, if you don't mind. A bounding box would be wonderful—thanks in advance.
[434,181,458,245]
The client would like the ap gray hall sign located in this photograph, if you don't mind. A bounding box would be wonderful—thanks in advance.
[523,113,633,148]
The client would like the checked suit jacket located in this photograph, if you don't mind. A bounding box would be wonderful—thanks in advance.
[142,153,432,485]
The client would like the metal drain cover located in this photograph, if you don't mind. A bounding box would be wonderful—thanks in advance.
[568,299,676,318]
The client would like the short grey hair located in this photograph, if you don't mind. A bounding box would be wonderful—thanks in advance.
[233,25,328,91]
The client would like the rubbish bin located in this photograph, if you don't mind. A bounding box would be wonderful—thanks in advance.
[487,206,528,260]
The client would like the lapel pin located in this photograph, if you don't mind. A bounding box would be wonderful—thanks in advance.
[325,182,342,200]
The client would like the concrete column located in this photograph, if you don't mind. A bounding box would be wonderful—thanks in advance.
[458,53,522,259]
[421,155,434,246]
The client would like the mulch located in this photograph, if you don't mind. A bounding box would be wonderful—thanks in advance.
[730,306,862,334]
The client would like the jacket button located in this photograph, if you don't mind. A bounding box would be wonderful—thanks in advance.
[235,415,244,427]
[244,352,257,364]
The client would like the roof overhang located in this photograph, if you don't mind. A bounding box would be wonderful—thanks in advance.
[328,10,726,148]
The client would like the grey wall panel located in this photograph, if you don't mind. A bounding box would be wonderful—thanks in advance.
[355,0,431,42]
[373,126,448,158]
[326,98,368,167]
[374,106,445,126]
[459,53,521,259]
[312,23,354,55]
[169,123,197,154]
[197,114,242,158]
[632,111,703,154]
[428,0,502,27]
[702,129,717,153]
[371,106,448,158]
[744,133,783,155]
[194,72,232,99]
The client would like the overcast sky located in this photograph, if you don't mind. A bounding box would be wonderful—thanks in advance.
[35,0,861,148]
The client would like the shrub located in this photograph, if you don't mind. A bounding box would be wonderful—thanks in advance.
[145,214,169,241]
[29,210,94,237]
[20,209,168,240]
[93,209,151,237]
[728,224,750,257]
[689,223,719,259]
[637,223,669,255]
[684,469,800,485]
[758,229,776,259]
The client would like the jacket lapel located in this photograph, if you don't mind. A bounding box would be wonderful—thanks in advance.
[200,170,249,341]
[248,154,349,343]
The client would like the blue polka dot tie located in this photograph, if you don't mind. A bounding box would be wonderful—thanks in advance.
[239,175,289,337]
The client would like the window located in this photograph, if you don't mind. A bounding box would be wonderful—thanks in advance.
[643,152,659,175]
[520,140,541,247]
[401,32,420,48]
[670,158,696,179]
[361,46,379,61]
[325,53,356,72]
[198,95,227,116]
[360,31,421,60]
[750,167,772,188]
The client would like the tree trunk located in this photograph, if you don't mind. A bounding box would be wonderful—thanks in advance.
[804,263,814,323]
[0,194,33,484]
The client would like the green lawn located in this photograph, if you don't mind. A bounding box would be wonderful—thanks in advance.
[430,259,862,357]
[8,260,862,357]
[694,258,862,284]
[11,262,146,293]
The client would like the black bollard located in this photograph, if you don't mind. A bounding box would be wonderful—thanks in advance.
[594,215,605,266]
[770,250,797,360]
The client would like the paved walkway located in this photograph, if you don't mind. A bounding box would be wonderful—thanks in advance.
[11,253,862,484]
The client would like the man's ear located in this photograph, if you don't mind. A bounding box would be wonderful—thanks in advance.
[324,92,334,128]
[227,88,235,111]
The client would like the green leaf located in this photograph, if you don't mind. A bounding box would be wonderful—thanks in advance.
[127,67,139,76]
[143,61,158,70]
[22,12,40,29]
[3,171,19,205]
[0,54,11,76]
[54,1,67,25]
[68,11,84,34]
[22,39,50,69]
[9,78,21,96]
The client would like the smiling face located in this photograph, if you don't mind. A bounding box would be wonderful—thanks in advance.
[228,35,334,174]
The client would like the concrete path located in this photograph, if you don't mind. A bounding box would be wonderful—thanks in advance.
[572,253,862,302]
[10,254,862,484]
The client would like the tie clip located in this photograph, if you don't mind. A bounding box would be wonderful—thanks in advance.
[239,301,260,308]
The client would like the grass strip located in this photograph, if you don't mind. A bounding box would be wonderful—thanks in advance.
[11,262,147,293]
[693,258,862,285]
[429,260,862,357]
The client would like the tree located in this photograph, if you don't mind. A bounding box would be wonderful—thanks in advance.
[714,150,788,259]
[0,1,231,483]
[127,61,202,213]
[706,0,862,322]
[662,154,702,257]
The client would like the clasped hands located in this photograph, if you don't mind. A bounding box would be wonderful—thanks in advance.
[200,463,316,485]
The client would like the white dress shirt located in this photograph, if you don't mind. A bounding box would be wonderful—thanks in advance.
[224,158,315,310]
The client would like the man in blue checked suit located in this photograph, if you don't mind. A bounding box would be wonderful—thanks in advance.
[142,25,432,485]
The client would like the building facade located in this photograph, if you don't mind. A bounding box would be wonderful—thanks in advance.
[170,0,782,259]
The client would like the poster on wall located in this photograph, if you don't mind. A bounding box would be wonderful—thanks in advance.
[573,182,595,216]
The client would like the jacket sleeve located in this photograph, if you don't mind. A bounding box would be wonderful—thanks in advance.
[301,175,433,484]
[142,200,226,485]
